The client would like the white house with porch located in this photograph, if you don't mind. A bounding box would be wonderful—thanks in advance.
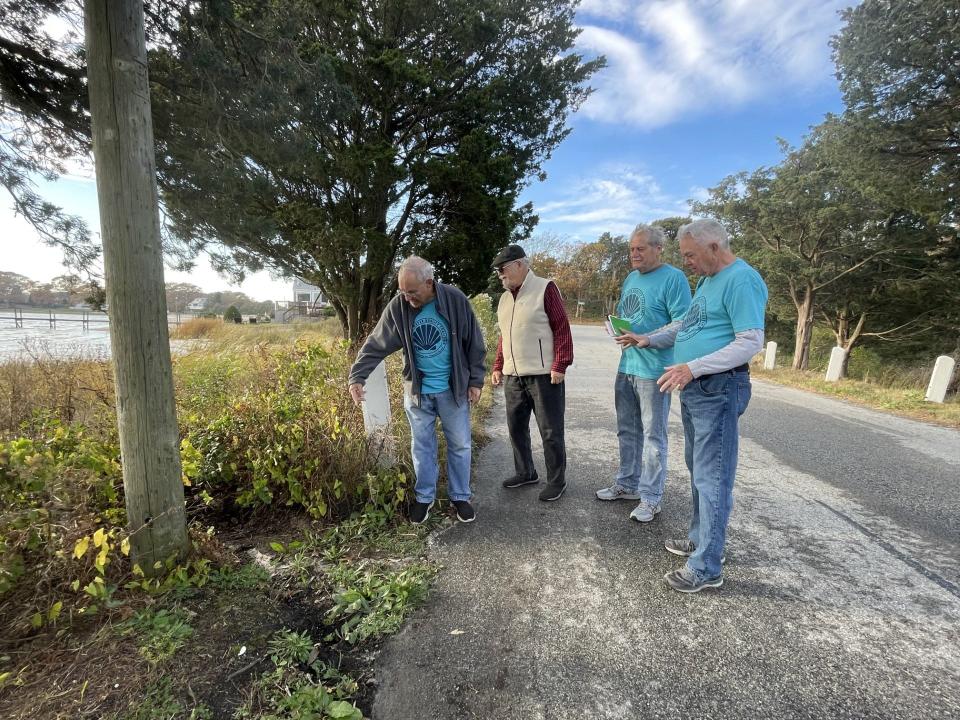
[292,278,328,307]
[186,296,209,312]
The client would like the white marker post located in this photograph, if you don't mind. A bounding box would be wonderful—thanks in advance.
[764,341,777,370]
[824,346,846,382]
[361,361,394,465]
[925,356,956,404]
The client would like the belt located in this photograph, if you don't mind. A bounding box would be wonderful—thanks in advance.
[699,363,750,379]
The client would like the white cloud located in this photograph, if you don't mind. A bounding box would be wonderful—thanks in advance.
[575,0,848,128]
[534,165,692,239]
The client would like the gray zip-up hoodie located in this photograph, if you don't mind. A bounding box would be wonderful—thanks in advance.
[348,282,487,406]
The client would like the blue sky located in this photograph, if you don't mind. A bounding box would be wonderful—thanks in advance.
[3,0,851,301]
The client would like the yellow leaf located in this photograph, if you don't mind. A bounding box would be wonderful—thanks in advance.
[181,474,192,486]
[132,564,144,577]
[92,528,106,548]
[95,548,108,573]
[48,601,63,622]
[74,536,90,560]
[30,613,43,629]
[120,537,130,556]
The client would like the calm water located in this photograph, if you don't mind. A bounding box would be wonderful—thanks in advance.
[0,311,187,361]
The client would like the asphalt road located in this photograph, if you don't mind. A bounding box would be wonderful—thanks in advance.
[372,324,960,720]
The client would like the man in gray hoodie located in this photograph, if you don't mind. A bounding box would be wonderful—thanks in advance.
[348,256,487,524]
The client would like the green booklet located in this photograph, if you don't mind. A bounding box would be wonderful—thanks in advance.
[607,315,633,336]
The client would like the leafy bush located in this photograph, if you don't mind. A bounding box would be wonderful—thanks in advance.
[223,305,242,323]
[179,340,408,519]
[469,292,499,361]
[0,334,413,641]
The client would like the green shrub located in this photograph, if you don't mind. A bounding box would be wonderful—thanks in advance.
[0,332,413,643]
[469,293,499,361]
[180,340,409,519]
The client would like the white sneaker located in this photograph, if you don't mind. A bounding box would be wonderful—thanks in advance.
[629,500,662,522]
[595,484,642,501]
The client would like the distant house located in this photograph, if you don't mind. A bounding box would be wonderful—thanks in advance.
[292,278,329,307]
[187,297,209,312]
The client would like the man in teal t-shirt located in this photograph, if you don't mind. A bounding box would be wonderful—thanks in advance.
[630,219,767,594]
[596,224,691,526]
[412,298,452,394]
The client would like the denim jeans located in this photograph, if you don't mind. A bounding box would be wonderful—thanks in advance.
[504,374,566,487]
[403,390,472,503]
[679,368,751,581]
[614,372,671,503]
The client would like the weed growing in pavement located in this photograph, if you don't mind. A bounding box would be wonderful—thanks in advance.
[120,607,196,664]
[268,628,314,666]
[235,629,363,720]
[324,562,434,645]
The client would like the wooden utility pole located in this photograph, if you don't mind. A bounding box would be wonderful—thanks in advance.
[83,0,188,570]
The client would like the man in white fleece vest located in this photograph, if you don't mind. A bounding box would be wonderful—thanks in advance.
[490,244,573,502]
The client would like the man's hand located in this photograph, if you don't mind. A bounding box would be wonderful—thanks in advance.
[468,386,482,404]
[348,383,366,405]
[657,364,693,393]
[550,371,565,385]
[615,330,649,349]
[491,370,503,387]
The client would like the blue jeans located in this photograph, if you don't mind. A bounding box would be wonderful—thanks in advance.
[614,373,670,503]
[680,369,751,581]
[403,390,472,503]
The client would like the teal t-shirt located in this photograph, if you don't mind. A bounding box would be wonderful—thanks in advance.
[617,264,692,379]
[673,259,768,366]
[412,300,452,394]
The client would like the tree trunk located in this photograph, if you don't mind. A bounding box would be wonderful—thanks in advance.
[792,283,815,370]
[84,0,188,573]
[835,311,867,378]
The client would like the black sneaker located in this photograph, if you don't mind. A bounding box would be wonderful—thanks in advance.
[410,500,434,525]
[538,483,566,502]
[502,474,538,489]
[453,500,475,523]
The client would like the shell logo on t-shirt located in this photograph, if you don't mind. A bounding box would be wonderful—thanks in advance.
[413,317,449,358]
[620,288,646,322]
[677,296,707,341]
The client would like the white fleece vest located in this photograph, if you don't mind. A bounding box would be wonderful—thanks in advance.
[497,271,553,376]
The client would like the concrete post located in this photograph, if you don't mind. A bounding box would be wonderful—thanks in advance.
[825,347,846,382]
[361,361,394,465]
[925,356,956,403]
[764,341,777,370]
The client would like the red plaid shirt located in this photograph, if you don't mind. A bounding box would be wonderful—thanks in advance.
[494,280,573,374]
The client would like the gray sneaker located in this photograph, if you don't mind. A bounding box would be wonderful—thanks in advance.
[596,484,642,501]
[664,538,726,564]
[629,500,661,522]
[663,567,723,593]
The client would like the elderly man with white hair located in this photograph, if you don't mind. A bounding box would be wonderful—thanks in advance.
[348,256,487,525]
[624,219,768,593]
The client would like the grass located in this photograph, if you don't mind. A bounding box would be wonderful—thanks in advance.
[755,366,960,428]
[0,301,499,719]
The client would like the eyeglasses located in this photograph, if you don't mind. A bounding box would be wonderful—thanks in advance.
[495,260,521,275]
[397,289,417,299]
